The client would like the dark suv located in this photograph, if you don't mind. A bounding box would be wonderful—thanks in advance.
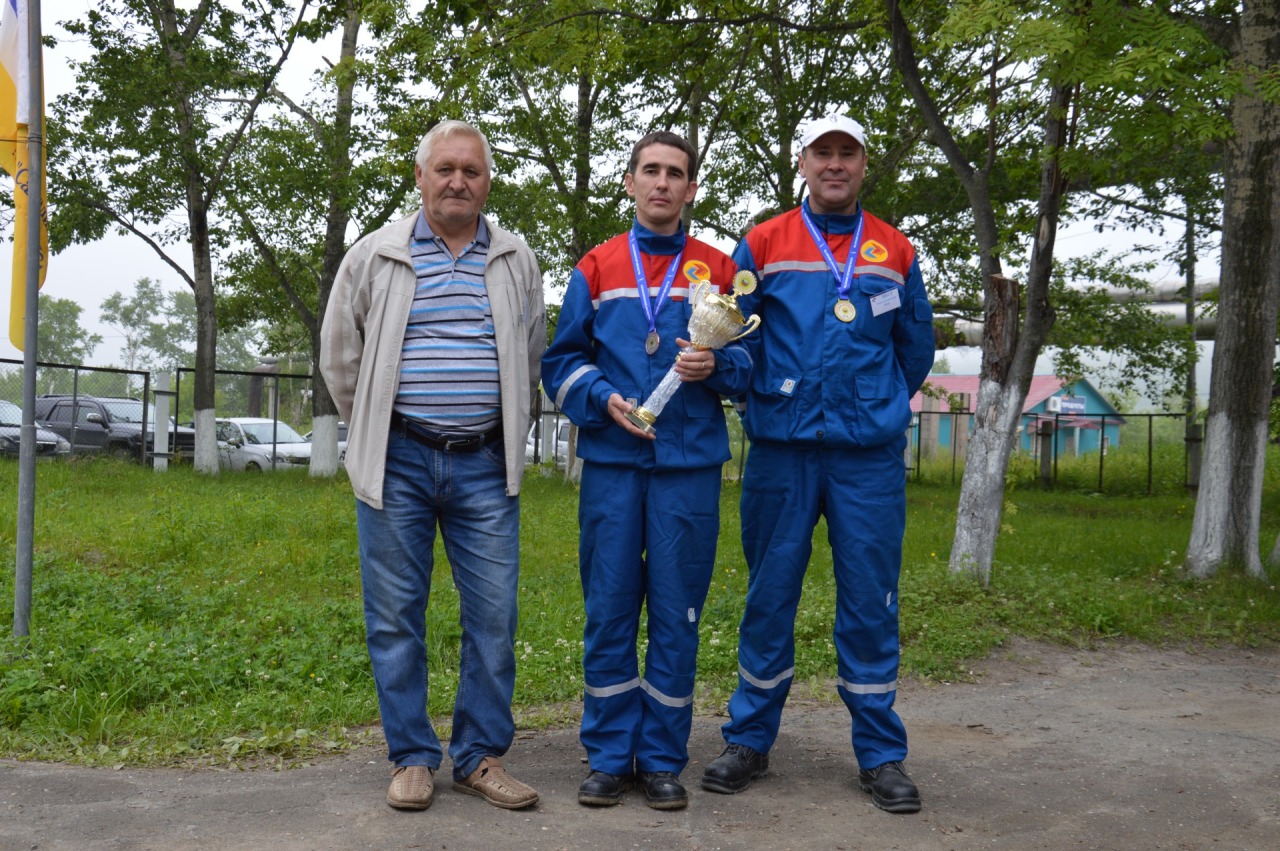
[31,395,196,462]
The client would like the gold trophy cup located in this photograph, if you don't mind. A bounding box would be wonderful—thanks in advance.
[624,271,761,435]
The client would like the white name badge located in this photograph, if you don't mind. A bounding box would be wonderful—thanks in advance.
[870,287,902,317]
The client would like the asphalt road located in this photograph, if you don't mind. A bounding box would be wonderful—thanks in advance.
[3,638,1277,850]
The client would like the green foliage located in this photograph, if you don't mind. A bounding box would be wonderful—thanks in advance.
[99,278,265,374]
[1046,257,1192,400]
[45,0,1243,427]
[35,295,101,367]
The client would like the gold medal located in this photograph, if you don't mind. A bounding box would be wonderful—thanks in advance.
[645,331,660,355]
[834,300,856,323]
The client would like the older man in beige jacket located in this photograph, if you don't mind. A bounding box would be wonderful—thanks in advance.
[320,119,545,813]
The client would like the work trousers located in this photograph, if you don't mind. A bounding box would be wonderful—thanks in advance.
[722,439,909,769]
[578,462,722,775]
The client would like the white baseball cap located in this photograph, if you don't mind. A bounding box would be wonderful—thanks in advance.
[799,112,867,151]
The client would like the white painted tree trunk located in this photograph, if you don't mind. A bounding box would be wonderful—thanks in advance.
[193,408,219,475]
[950,378,1025,581]
[309,413,342,477]
[888,11,1067,585]
[1184,2,1280,579]
[1186,417,1268,578]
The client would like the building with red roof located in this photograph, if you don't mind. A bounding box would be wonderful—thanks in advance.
[910,375,1124,456]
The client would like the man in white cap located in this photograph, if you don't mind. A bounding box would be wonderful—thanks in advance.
[700,111,935,813]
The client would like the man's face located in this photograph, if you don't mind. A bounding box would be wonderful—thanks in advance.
[415,133,491,233]
[798,132,868,216]
[625,143,698,235]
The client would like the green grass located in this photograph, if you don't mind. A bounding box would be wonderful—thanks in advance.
[1,454,1277,767]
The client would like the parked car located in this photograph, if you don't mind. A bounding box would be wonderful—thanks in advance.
[303,421,347,464]
[215,417,312,471]
[525,419,572,464]
[31,395,195,462]
[0,400,71,458]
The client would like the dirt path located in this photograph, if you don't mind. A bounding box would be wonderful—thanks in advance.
[3,638,1277,850]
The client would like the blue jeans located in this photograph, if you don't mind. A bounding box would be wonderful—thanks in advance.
[356,428,520,780]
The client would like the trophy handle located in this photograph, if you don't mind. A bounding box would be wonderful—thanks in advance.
[727,313,762,342]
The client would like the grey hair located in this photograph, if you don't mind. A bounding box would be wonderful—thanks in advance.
[415,120,495,173]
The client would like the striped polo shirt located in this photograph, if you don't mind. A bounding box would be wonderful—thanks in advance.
[393,212,499,435]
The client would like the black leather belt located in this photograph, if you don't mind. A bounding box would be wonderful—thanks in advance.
[391,411,502,453]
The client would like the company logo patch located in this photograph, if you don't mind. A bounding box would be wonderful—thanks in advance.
[860,240,888,263]
[683,259,712,283]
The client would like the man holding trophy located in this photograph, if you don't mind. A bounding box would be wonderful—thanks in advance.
[542,131,755,811]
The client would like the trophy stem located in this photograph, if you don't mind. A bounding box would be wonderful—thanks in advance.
[624,365,683,435]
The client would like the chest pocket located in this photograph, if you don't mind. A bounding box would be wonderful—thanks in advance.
[856,278,898,343]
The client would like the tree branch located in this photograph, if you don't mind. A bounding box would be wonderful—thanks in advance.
[1084,188,1223,232]
[205,1,316,204]
[78,196,197,291]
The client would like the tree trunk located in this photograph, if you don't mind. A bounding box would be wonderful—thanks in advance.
[310,7,360,477]
[951,276,1030,580]
[570,70,594,265]
[945,81,1070,583]
[190,200,220,474]
[1185,3,1280,579]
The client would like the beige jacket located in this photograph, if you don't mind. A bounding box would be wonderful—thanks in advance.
[320,213,546,508]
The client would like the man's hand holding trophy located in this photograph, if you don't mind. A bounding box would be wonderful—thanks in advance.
[624,270,761,435]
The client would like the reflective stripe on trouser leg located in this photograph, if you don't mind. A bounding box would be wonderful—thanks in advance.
[722,443,821,754]
[579,463,646,775]
[579,463,721,775]
[825,439,909,768]
[636,466,720,774]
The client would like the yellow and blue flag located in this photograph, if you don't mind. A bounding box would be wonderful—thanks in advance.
[1,0,47,350]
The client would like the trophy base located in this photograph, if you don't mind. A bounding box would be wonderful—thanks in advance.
[624,407,657,435]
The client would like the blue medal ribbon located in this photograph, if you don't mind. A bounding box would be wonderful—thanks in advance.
[800,205,864,304]
[628,229,683,347]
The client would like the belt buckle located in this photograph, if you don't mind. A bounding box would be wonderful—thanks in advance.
[444,433,481,452]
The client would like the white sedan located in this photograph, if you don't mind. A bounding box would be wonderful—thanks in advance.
[215,417,312,471]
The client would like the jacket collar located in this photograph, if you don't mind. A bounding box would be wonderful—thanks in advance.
[376,212,513,263]
[800,198,863,235]
[630,218,686,256]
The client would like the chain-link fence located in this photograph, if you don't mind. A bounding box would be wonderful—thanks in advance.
[173,366,315,432]
[720,404,1201,496]
[0,358,190,463]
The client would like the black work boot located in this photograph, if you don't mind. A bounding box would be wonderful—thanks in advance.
[701,743,770,794]
[577,771,634,806]
[638,771,688,810]
[858,761,922,813]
